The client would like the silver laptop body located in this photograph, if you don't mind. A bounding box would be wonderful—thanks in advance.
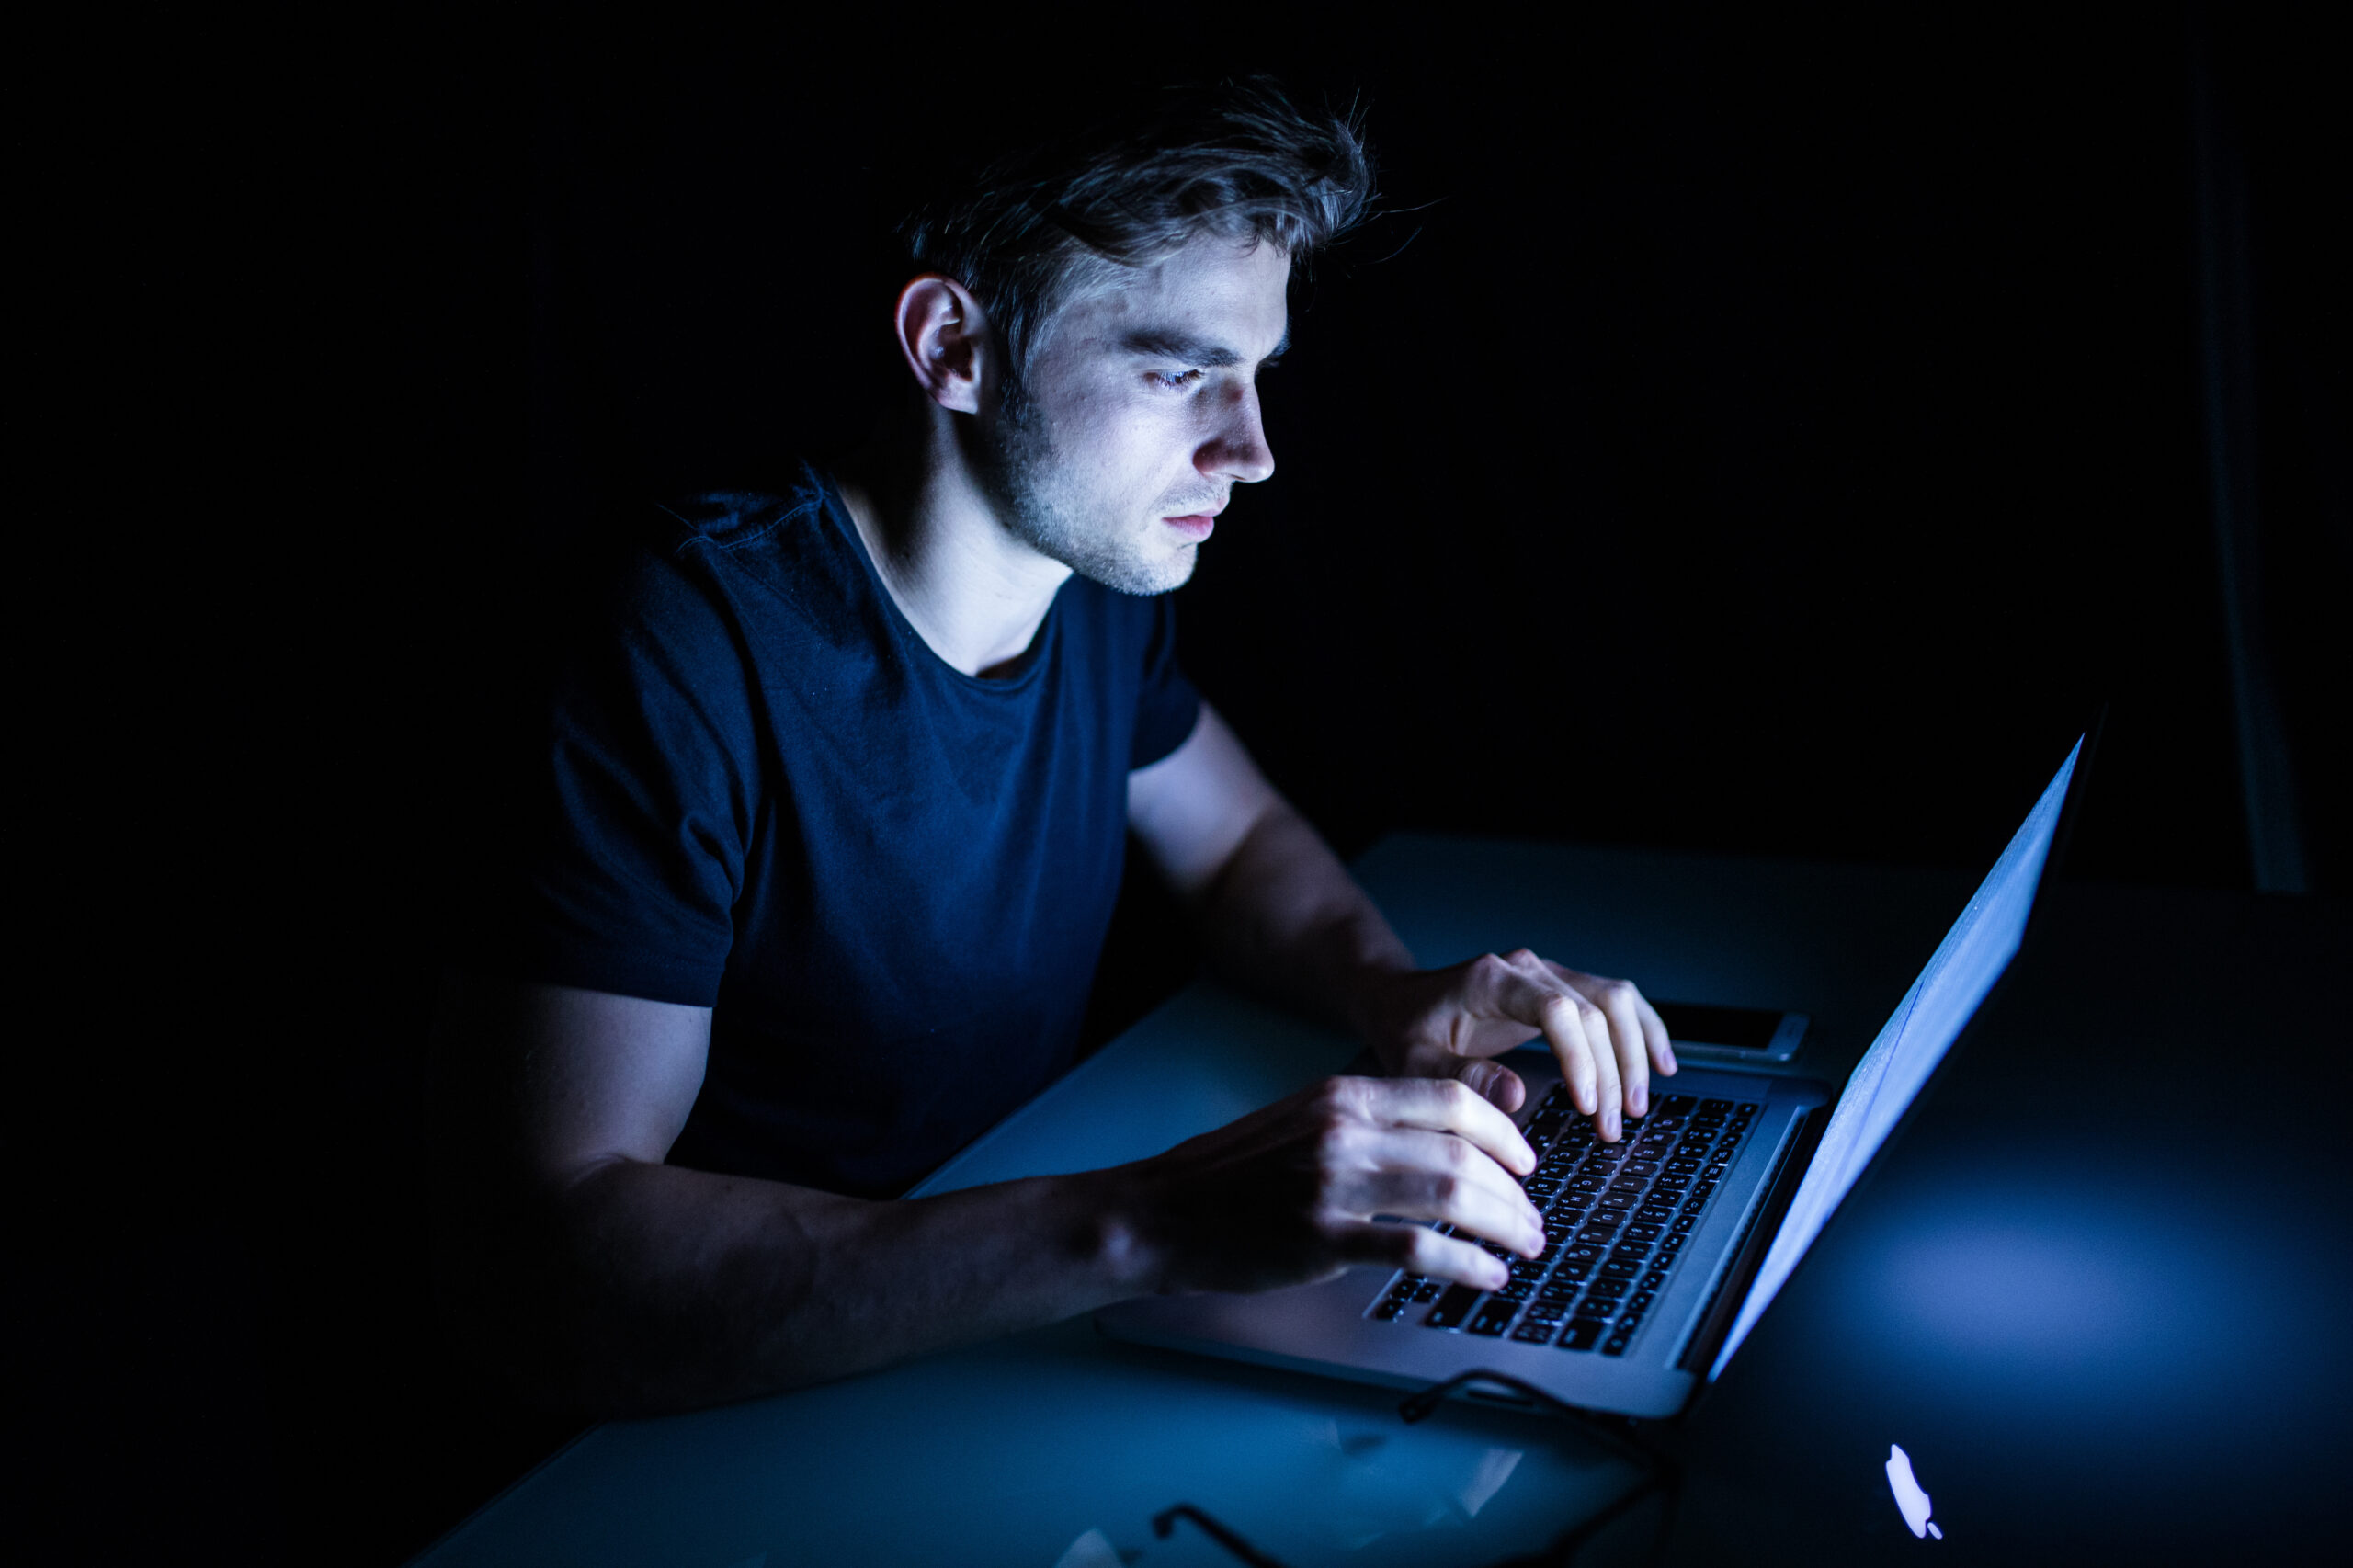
[1097,739,2086,1420]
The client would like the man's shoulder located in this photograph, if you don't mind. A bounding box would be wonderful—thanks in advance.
[617,463,870,639]
[642,459,844,564]
[650,474,830,558]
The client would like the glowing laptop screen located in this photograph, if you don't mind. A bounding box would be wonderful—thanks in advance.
[1710,738,2083,1379]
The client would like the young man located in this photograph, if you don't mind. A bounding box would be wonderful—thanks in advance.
[438,78,1677,1414]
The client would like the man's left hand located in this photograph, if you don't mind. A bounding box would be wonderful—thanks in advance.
[1352,950,1677,1142]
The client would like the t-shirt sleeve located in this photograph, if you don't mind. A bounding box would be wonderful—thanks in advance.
[468,549,754,1006]
[1128,592,1202,769]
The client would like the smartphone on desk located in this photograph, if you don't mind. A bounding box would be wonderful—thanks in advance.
[1653,1000,1808,1064]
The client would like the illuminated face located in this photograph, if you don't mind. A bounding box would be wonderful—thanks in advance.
[973,234,1289,595]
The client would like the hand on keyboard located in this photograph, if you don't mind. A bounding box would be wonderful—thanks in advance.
[1347,949,1677,1142]
[1115,1075,1545,1296]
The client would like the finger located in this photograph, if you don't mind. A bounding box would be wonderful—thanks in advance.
[1359,1075,1536,1176]
[1348,1127,1544,1255]
[1635,992,1677,1076]
[1452,1056,1526,1113]
[1591,981,1652,1118]
[1540,991,1602,1120]
[1344,1221,1511,1291]
[1458,953,1598,1119]
[1580,994,1625,1141]
[1537,962,1647,1130]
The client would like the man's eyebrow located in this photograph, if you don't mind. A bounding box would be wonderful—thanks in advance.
[1119,326,1290,367]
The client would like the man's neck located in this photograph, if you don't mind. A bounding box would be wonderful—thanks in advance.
[835,423,1073,681]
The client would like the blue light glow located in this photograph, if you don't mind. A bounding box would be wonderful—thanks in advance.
[1711,740,2081,1379]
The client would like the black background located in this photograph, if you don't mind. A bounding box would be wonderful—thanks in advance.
[15,2,2343,1561]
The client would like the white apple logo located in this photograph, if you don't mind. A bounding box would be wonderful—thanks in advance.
[1885,1444,1944,1540]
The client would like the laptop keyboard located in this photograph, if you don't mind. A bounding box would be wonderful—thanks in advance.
[1368,1088,1760,1358]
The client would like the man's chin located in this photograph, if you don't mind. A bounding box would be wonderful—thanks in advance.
[1078,544,1197,597]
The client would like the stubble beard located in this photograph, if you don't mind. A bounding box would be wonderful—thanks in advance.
[972,385,1198,597]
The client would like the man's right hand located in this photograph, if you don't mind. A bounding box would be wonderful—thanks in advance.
[1112,1075,1544,1297]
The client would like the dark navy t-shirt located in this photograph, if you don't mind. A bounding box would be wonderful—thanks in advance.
[476,462,1200,1198]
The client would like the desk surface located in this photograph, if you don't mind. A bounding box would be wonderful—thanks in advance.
[412,836,1982,1568]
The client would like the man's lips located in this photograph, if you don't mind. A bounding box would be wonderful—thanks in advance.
[1161,503,1224,541]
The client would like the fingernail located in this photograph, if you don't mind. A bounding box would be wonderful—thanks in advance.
[1631,1088,1647,1115]
[1486,1262,1510,1289]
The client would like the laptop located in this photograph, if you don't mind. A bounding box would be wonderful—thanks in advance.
[1097,735,2088,1420]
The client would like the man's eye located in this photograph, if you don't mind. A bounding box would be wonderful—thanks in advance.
[1149,369,1205,391]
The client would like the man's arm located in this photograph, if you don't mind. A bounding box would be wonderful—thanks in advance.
[430,972,1546,1415]
[1127,704,1677,1141]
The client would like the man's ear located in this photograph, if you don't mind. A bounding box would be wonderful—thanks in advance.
[893,275,989,415]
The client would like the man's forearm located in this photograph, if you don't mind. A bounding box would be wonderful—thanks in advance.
[452,1159,1155,1415]
[1194,801,1415,1040]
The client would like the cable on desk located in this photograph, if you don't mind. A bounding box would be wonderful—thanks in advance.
[1152,1503,1290,1567]
[1401,1369,1681,1568]
[1150,1369,1682,1568]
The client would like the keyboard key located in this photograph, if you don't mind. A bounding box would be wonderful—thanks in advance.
[1622,1221,1663,1243]
[1634,1205,1677,1226]
[1600,1258,1643,1279]
[1497,1279,1535,1301]
[1658,1094,1696,1116]
[1374,1300,1406,1320]
[1658,1233,1686,1256]
[1512,1321,1559,1345]
[1601,1335,1631,1357]
[1671,1214,1697,1233]
[1558,1319,1607,1351]
[1423,1286,1482,1329]
[1610,1240,1654,1261]
[1523,1299,1569,1322]
[1699,1099,1731,1115]
[1537,1278,1580,1302]
[1467,1300,1518,1336]
[1412,1280,1445,1301]
[1643,1269,1670,1290]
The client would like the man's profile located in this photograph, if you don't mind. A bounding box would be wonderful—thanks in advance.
[435,76,1677,1415]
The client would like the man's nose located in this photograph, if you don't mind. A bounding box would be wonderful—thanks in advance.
[1199,382,1275,485]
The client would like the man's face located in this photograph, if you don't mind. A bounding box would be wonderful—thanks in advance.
[973,234,1290,595]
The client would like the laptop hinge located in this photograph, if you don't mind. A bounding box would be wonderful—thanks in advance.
[1676,1102,1828,1377]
